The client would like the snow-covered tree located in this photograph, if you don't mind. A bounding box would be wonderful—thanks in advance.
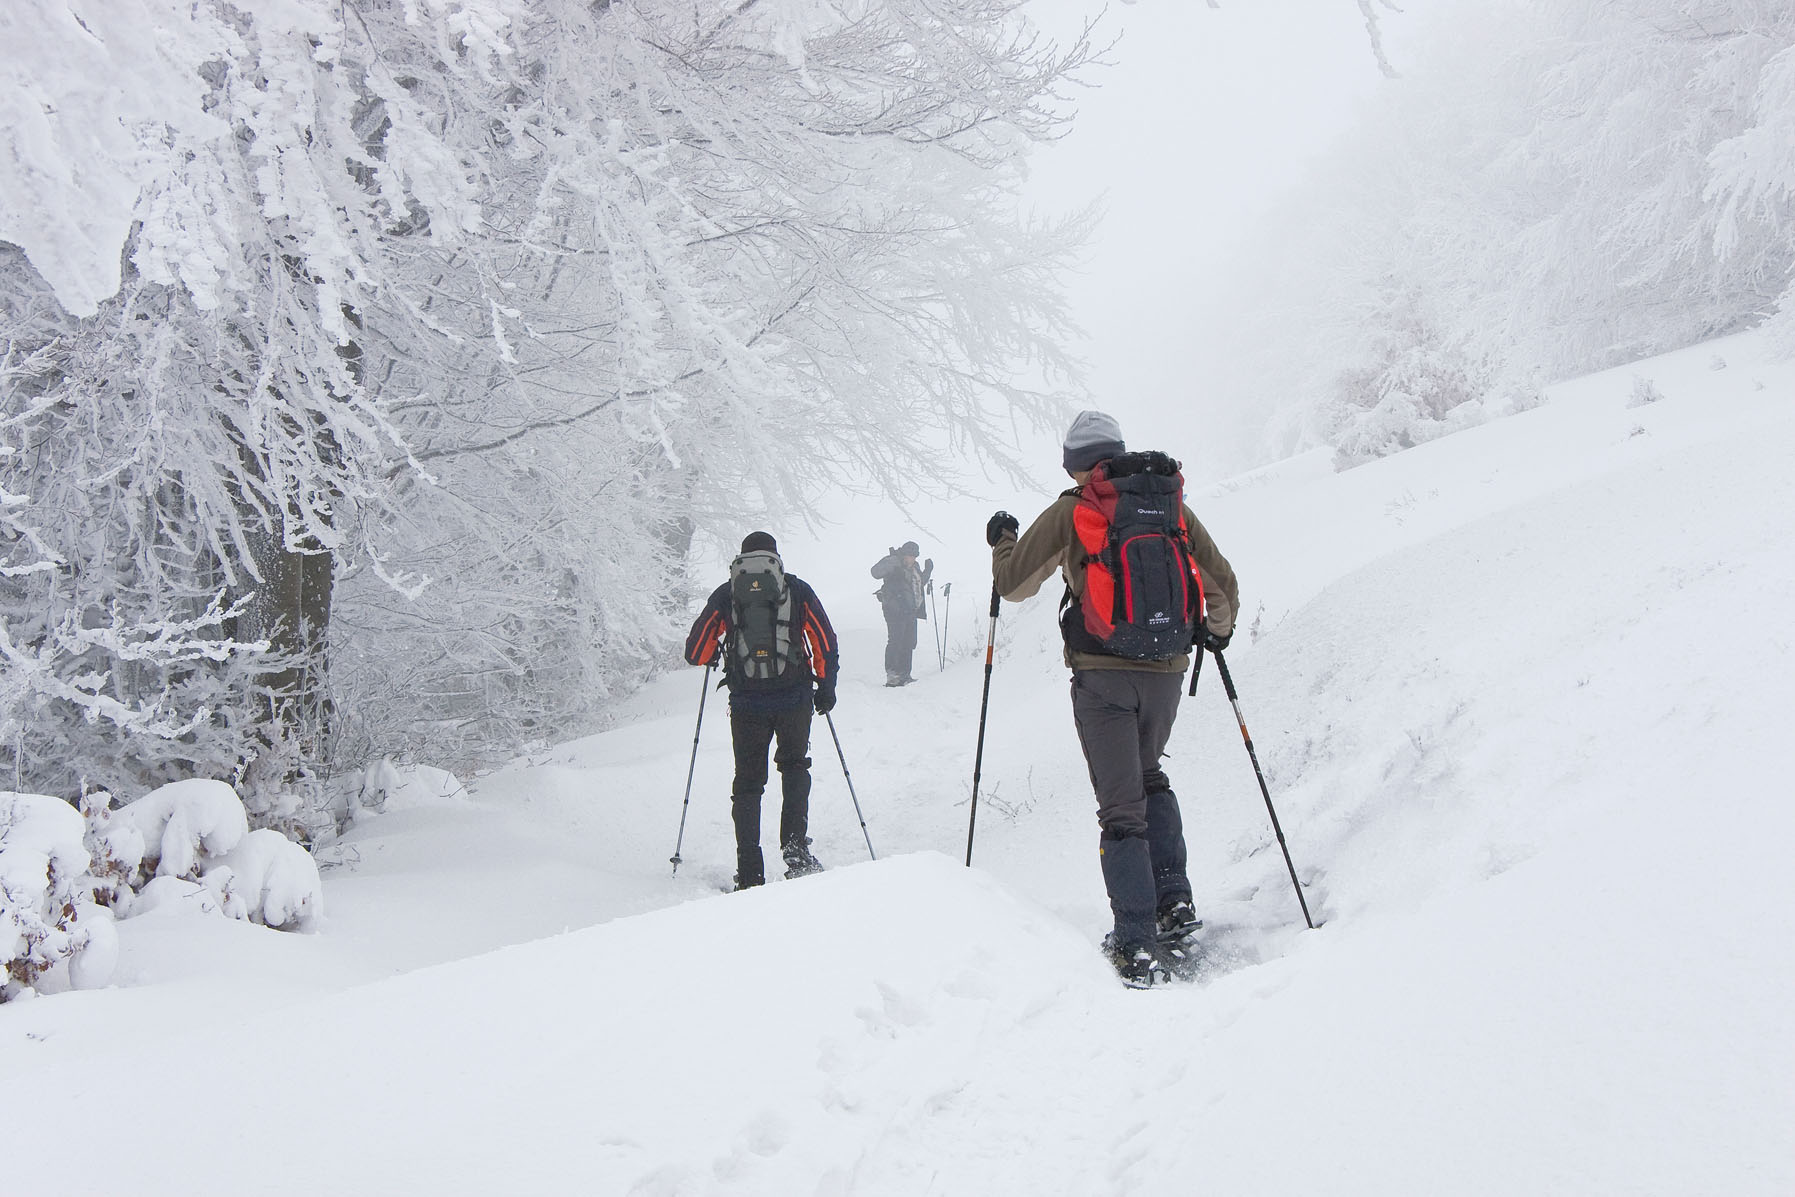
[1,0,1094,797]
[1198,0,1795,468]
[325,0,1098,765]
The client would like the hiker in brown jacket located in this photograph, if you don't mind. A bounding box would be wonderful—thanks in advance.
[987,409,1239,986]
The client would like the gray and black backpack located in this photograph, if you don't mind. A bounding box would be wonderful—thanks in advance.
[727,549,801,686]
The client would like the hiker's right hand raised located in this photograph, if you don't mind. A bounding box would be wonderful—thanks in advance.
[986,511,1019,546]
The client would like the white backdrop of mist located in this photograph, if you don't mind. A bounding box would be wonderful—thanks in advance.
[1022,0,1394,479]
[1187,1,1795,471]
[745,0,1396,623]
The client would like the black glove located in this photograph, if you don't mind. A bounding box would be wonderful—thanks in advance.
[814,687,837,715]
[1200,627,1232,653]
[986,511,1019,546]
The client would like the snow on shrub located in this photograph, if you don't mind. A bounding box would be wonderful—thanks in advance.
[131,874,224,918]
[106,779,323,931]
[358,761,469,811]
[81,789,140,909]
[4,778,326,1002]
[112,778,248,884]
[1,791,116,1000]
[210,829,321,931]
[357,757,402,814]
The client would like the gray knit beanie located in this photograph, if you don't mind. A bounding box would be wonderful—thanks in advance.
[1062,410,1125,472]
[740,531,778,554]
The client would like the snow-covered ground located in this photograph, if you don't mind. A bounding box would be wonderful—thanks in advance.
[7,333,1792,1194]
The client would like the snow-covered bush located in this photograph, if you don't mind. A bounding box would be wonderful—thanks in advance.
[1,791,116,1000]
[83,778,323,937]
[355,761,468,813]
[1628,376,1666,408]
[209,830,322,931]
[1323,288,1500,467]
[110,779,248,886]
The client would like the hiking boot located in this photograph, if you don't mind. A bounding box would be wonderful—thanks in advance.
[781,840,824,879]
[1102,933,1172,989]
[884,672,903,687]
[734,846,765,892]
[1157,898,1200,943]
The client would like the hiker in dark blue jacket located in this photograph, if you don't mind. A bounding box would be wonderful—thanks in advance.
[685,531,840,888]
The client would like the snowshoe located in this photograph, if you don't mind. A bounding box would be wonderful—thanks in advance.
[781,840,824,880]
[1156,898,1202,945]
[1102,934,1173,989]
[1158,934,1203,982]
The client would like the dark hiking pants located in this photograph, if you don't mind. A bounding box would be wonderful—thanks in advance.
[883,603,919,680]
[729,701,814,884]
[1071,669,1192,941]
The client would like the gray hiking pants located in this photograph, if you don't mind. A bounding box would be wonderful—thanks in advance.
[1071,669,1192,912]
[882,601,919,679]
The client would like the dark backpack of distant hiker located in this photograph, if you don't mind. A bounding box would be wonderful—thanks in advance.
[728,549,801,686]
[1061,450,1206,660]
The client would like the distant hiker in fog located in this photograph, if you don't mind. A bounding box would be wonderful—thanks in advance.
[870,540,932,686]
[684,532,839,890]
[986,411,1239,988]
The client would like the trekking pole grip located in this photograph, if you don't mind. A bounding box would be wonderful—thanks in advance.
[1214,647,1240,702]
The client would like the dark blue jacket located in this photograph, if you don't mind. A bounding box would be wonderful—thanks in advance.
[684,574,838,711]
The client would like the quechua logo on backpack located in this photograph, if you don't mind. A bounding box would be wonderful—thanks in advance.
[728,549,797,683]
[1065,451,1205,660]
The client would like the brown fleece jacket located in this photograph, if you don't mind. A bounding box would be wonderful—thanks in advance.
[991,489,1239,673]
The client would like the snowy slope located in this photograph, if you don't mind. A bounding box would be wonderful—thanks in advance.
[6,334,1793,1194]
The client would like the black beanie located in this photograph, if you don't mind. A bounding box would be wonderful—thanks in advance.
[740,531,778,554]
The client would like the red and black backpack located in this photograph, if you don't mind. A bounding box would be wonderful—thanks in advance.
[1060,450,1206,660]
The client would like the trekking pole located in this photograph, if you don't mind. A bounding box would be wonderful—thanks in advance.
[1188,636,1205,696]
[928,580,943,671]
[965,582,1000,866]
[941,582,952,669]
[1211,649,1317,929]
[669,663,715,878]
[822,712,876,860]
